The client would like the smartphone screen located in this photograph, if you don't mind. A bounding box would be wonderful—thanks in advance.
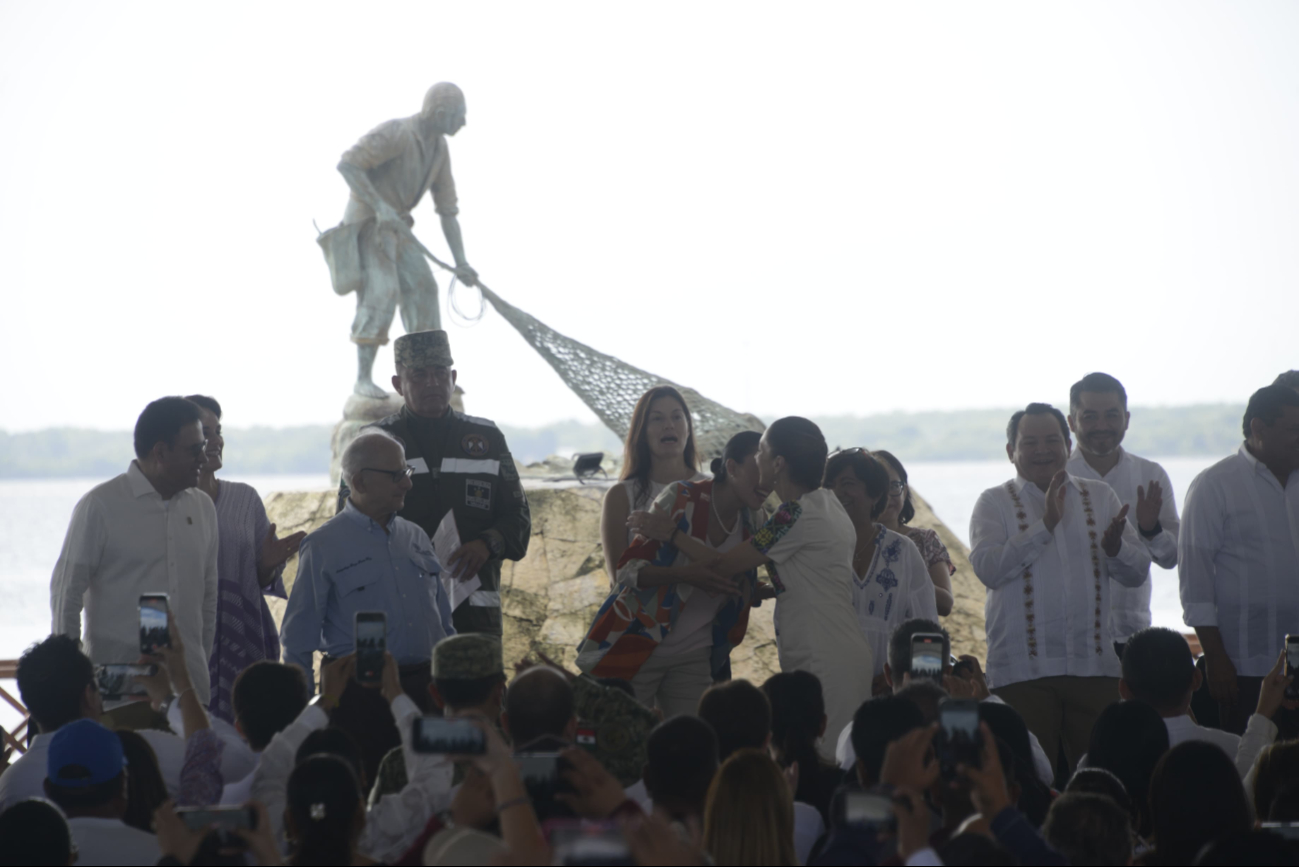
[411,717,486,754]
[910,633,945,681]
[549,821,634,866]
[843,790,896,826]
[354,612,386,684]
[139,594,169,653]
[1285,635,1299,699]
[938,699,981,777]
[176,806,256,832]
[95,664,158,698]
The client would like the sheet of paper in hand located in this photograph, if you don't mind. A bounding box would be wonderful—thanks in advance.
[433,509,481,609]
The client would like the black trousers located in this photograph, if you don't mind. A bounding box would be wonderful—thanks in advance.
[323,659,433,790]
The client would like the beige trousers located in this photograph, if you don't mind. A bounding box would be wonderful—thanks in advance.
[992,675,1120,777]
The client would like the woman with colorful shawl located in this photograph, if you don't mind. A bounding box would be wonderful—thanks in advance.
[577,431,770,718]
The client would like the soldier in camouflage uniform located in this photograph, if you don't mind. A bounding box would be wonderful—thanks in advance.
[338,330,530,636]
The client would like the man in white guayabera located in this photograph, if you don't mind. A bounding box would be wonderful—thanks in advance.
[1066,372,1180,659]
[970,403,1150,776]
[317,82,481,399]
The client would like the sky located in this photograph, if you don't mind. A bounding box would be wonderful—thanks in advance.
[2,1,1296,433]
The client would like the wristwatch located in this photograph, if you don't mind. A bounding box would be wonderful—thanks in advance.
[1139,520,1163,539]
[479,532,504,559]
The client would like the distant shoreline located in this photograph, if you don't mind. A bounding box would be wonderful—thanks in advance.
[0,404,1245,479]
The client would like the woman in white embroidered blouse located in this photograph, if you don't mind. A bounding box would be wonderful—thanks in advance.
[654,417,873,759]
[823,449,938,693]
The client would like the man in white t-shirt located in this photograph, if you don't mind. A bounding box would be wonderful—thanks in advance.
[1065,373,1180,658]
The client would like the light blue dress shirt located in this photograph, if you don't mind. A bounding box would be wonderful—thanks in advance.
[281,500,455,687]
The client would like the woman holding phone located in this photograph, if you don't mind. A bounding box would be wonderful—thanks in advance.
[652,417,873,757]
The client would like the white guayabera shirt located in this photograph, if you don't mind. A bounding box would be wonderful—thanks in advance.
[1067,447,1180,642]
[49,461,219,704]
[970,474,1150,689]
[1179,444,1299,678]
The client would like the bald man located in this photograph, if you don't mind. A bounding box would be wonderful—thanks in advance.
[281,431,455,781]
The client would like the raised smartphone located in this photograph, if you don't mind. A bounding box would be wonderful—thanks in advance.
[937,698,981,778]
[909,632,945,681]
[411,716,487,754]
[94,664,158,699]
[139,594,169,653]
[1285,634,1299,701]
[354,611,386,685]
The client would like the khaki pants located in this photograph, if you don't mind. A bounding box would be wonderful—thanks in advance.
[992,675,1120,777]
[631,647,714,720]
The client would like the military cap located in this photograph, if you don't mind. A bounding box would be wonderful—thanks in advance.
[394,330,453,370]
[432,633,503,680]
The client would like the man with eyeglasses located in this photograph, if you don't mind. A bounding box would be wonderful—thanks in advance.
[50,396,220,729]
[282,427,456,781]
[336,329,531,638]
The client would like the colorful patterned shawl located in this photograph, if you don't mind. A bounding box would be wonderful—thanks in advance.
[576,479,759,682]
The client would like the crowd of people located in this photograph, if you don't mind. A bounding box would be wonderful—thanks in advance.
[1,329,1297,865]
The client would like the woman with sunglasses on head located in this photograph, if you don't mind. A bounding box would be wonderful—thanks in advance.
[823,449,938,695]
[872,450,956,616]
[646,417,874,757]
[579,431,770,718]
[599,386,707,586]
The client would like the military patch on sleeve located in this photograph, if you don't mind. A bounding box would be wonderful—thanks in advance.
[466,479,493,510]
[462,433,490,457]
[500,453,520,481]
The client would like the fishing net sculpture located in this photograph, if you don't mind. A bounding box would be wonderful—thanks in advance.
[477,286,764,459]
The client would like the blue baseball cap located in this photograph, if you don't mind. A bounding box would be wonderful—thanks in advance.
[46,719,126,788]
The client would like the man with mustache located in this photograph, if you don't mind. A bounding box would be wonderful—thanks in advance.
[1066,372,1180,659]
[970,403,1151,778]
[50,396,219,727]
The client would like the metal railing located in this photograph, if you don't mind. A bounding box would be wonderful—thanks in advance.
[0,660,32,763]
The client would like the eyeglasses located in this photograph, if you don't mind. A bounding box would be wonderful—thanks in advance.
[361,466,415,483]
[888,480,907,494]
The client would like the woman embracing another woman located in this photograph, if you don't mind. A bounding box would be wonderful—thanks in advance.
[578,430,770,718]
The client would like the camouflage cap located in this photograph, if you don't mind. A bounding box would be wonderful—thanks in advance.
[394,330,453,370]
[432,633,503,680]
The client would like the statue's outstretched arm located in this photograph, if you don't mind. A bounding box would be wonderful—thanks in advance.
[440,214,478,287]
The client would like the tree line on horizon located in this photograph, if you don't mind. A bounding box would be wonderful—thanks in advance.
[0,404,1246,479]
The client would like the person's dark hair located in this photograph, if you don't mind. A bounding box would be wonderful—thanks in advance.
[764,416,828,490]
[232,661,310,751]
[504,667,575,748]
[1195,829,1299,866]
[887,618,950,678]
[937,832,1017,866]
[850,696,925,785]
[894,680,947,724]
[1042,792,1132,867]
[1275,370,1299,390]
[17,635,94,733]
[595,677,636,698]
[1242,383,1299,438]
[117,730,167,833]
[871,449,916,525]
[43,772,124,813]
[822,449,890,518]
[620,386,698,503]
[1148,741,1251,866]
[0,798,74,866]
[710,430,761,485]
[183,394,223,419]
[762,671,840,819]
[133,396,202,460]
[296,727,364,785]
[1121,627,1196,712]
[1267,779,1299,821]
[1064,766,1133,820]
[435,672,507,709]
[1252,742,1299,821]
[697,679,772,762]
[642,716,719,820]
[286,754,362,867]
[1069,372,1128,413]
[977,701,1050,828]
[1084,700,1168,838]
[1006,402,1071,448]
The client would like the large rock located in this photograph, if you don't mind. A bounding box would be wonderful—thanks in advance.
[264,482,986,684]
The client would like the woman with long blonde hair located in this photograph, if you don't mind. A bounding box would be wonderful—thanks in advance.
[703,749,799,866]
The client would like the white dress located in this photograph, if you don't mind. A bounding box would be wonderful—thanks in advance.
[852,524,940,677]
[754,488,874,760]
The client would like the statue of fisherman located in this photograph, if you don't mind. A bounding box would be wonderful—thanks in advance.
[318,82,480,398]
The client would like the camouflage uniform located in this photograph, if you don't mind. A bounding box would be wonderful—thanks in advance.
[338,331,530,637]
[572,674,658,788]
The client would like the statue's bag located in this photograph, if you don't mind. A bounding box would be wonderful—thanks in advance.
[318,222,364,296]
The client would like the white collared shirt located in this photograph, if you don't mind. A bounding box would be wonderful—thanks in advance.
[970,474,1151,688]
[1179,444,1299,677]
[50,461,219,704]
[1068,447,1180,642]
[1164,712,1276,779]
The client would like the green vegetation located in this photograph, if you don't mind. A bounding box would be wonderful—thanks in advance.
[0,404,1246,479]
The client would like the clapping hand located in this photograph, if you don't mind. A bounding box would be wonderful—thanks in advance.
[1102,505,1129,557]
[1043,471,1068,532]
[257,524,306,584]
[1136,481,1163,534]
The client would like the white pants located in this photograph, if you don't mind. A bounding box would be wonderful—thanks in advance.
[630,647,713,720]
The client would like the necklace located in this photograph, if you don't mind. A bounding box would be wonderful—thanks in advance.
[711,494,739,538]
